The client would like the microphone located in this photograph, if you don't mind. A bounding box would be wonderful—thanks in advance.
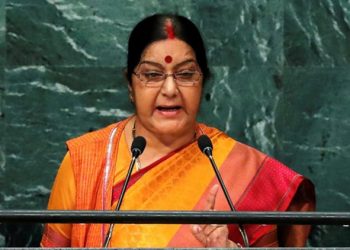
[103,136,146,247]
[197,135,249,247]
[197,134,213,157]
[131,136,146,158]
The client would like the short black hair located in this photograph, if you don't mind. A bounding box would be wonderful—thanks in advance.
[126,14,210,83]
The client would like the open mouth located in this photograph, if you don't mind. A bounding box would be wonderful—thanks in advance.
[156,105,182,111]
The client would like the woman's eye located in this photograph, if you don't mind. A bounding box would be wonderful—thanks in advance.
[143,72,164,80]
[176,71,195,79]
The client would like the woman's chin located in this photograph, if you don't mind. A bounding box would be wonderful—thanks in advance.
[152,121,194,137]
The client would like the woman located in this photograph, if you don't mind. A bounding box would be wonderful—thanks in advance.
[41,14,315,247]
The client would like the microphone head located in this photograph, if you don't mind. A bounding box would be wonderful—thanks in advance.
[131,136,146,157]
[197,134,213,156]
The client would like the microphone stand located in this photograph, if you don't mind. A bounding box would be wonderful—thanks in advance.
[203,147,249,248]
[103,154,139,247]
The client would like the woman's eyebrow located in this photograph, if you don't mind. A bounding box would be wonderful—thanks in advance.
[175,59,196,68]
[138,61,164,68]
[138,58,196,68]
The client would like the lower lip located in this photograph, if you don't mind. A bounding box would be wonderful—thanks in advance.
[155,108,182,117]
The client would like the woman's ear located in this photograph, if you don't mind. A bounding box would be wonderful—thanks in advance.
[123,68,129,83]
[123,68,134,103]
[128,84,134,103]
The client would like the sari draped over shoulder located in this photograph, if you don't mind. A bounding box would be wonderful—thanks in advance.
[41,118,315,247]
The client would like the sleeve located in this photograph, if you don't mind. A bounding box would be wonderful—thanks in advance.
[40,152,76,247]
[249,178,315,247]
[277,179,316,247]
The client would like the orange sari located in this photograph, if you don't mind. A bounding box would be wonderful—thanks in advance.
[41,118,315,247]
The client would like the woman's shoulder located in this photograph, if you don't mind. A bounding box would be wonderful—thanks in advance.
[223,135,313,191]
[202,123,301,175]
[200,123,268,158]
[66,122,122,149]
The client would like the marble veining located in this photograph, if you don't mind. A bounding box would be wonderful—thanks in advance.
[1,0,350,247]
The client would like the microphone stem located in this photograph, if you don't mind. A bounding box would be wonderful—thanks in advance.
[116,156,137,211]
[208,155,236,211]
[208,154,250,248]
[103,156,137,247]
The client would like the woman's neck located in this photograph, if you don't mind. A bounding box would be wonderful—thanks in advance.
[124,117,197,167]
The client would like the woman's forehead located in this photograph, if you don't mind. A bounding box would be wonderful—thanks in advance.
[140,39,196,64]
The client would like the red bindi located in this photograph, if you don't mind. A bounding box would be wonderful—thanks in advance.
[164,55,173,63]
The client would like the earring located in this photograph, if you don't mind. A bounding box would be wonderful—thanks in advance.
[129,92,134,103]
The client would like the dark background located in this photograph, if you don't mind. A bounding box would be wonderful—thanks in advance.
[0,0,349,247]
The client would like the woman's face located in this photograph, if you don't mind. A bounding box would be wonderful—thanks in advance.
[130,38,203,137]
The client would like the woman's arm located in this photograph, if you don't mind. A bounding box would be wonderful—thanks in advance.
[277,179,316,247]
[251,179,316,247]
[41,153,76,247]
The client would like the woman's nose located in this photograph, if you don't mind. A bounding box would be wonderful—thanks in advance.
[160,75,178,97]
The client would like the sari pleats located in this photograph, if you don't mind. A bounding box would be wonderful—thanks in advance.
[42,118,314,247]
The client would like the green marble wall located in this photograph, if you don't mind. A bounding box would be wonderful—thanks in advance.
[0,0,349,247]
